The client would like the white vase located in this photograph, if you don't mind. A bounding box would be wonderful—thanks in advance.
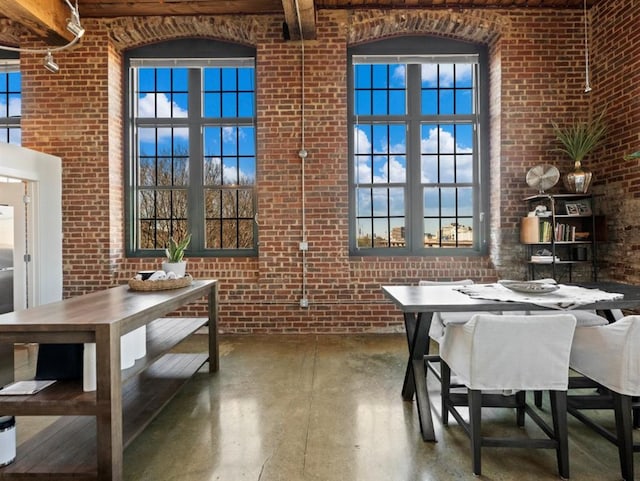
[162,261,187,278]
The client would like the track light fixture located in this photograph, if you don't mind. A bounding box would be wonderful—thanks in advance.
[0,0,85,73]
[66,17,85,39]
[43,52,59,74]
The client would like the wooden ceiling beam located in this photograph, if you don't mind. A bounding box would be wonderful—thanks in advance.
[0,0,76,44]
[76,1,284,18]
[282,0,317,40]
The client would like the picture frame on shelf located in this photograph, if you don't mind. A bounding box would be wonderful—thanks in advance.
[565,203,579,215]
[574,198,592,216]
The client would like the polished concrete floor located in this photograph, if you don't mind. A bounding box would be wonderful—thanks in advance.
[14,334,639,480]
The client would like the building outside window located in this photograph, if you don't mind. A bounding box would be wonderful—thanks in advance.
[125,39,257,257]
[0,59,20,145]
[348,37,488,256]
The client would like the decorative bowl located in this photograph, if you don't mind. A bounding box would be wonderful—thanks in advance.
[498,280,560,295]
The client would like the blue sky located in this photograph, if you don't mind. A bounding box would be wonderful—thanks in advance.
[0,70,22,144]
[136,67,256,186]
[3,62,475,243]
[352,61,476,242]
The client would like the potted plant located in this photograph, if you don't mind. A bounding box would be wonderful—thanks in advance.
[162,233,191,278]
[552,110,607,193]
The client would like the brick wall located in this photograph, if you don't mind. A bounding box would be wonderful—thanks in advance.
[14,1,640,333]
[589,0,640,284]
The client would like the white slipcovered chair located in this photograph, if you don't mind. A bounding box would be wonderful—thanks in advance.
[568,315,640,481]
[418,279,478,346]
[529,308,611,408]
[439,313,577,478]
[417,279,486,416]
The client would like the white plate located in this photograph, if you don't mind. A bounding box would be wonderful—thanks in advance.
[499,280,560,295]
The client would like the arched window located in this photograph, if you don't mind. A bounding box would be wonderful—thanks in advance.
[348,36,489,255]
[125,39,257,257]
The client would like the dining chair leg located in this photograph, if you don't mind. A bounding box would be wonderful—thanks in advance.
[549,390,570,480]
[534,390,543,407]
[516,390,526,427]
[612,392,634,481]
[469,389,483,476]
[441,360,451,426]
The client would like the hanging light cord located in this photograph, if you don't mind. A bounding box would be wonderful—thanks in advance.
[0,0,84,54]
[583,0,592,93]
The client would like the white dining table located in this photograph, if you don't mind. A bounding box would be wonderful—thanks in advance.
[382,282,640,442]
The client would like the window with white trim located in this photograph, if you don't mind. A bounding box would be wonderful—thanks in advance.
[349,37,488,256]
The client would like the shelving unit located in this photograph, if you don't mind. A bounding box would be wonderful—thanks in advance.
[0,280,218,481]
[521,194,597,282]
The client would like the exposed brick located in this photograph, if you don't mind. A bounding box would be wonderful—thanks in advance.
[12,2,640,332]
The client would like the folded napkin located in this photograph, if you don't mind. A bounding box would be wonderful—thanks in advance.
[455,282,624,310]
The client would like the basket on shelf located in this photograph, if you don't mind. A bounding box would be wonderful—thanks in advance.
[128,274,193,291]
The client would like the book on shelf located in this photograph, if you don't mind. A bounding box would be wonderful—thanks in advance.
[554,223,576,242]
[531,255,560,264]
[539,220,552,243]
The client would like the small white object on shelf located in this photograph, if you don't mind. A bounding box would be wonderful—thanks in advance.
[531,255,560,263]
[0,380,56,395]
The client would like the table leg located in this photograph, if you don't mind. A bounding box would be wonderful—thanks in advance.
[402,312,433,400]
[402,312,418,400]
[401,311,436,441]
[208,283,219,372]
[95,324,123,481]
[603,309,623,323]
[412,358,436,442]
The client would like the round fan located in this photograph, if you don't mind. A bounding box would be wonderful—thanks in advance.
[526,164,560,193]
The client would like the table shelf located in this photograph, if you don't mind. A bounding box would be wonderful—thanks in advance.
[0,352,207,479]
[0,317,208,416]
[0,280,218,481]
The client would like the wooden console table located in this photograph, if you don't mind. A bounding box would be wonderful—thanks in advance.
[0,279,218,481]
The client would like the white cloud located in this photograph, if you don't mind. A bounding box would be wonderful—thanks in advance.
[223,127,236,143]
[354,127,372,154]
[388,155,406,183]
[421,127,473,183]
[354,127,408,184]
[136,93,188,144]
[223,163,238,184]
[421,63,472,88]
[7,97,20,117]
[138,126,188,144]
[0,97,21,118]
[392,65,406,85]
[138,93,187,118]
[354,127,372,183]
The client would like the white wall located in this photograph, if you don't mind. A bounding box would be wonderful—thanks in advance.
[0,186,26,310]
[0,143,62,305]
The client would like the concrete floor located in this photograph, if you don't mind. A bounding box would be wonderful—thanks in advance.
[13,334,639,480]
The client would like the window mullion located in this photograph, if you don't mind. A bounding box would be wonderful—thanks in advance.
[188,68,203,254]
[407,64,422,251]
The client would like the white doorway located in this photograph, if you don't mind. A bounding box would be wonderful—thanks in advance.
[0,143,62,306]
[0,182,27,311]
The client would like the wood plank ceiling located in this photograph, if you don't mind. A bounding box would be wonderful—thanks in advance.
[0,0,603,44]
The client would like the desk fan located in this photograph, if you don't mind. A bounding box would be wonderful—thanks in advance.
[526,164,560,193]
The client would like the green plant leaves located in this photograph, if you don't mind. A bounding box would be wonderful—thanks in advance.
[552,110,607,163]
[165,233,192,262]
